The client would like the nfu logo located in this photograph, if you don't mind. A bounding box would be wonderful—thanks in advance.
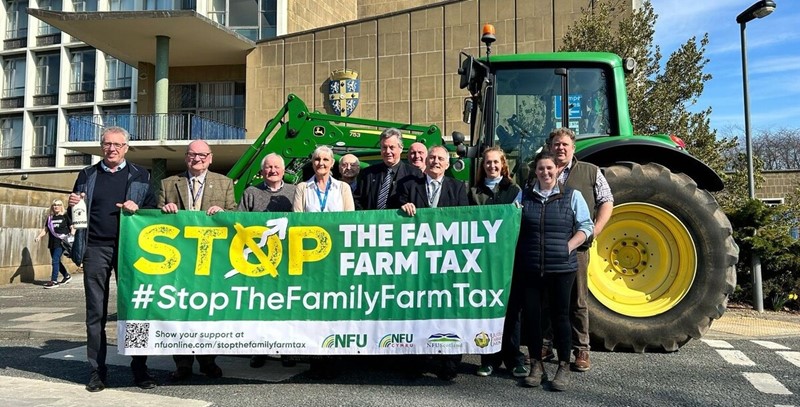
[426,333,462,348]
[379,333,415,348]
[322,334,367,348]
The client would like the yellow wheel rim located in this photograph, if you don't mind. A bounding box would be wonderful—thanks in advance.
[588,202,697,317]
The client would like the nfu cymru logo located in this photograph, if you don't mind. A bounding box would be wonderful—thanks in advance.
[426,333,462,349]
[379,333,415,348]
[322,334,367,349]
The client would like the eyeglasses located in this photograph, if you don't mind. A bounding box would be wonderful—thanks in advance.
[340,163,358,168]
[101,142,127,150]
[186,152,211,160]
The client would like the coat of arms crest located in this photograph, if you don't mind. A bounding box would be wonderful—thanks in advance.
[328,69,360,117]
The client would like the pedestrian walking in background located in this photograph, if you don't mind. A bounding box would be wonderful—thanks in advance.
[34,199,74,288]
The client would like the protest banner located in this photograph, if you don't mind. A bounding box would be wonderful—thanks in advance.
[117,204,520,356]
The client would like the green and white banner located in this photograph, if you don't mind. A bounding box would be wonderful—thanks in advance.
[117,205,520,356]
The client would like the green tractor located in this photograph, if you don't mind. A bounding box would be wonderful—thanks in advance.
[228,29,737,353]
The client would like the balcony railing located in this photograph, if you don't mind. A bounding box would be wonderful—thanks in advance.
[67,113,246,142]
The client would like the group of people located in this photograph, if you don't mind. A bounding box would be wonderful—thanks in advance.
[62,124,611,393]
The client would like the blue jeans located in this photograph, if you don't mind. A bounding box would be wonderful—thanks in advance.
[49,245,69,282]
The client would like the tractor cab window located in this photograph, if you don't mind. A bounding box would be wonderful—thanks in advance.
[493,66,610,182]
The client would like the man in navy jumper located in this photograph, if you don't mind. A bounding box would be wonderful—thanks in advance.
[69,126,157,392]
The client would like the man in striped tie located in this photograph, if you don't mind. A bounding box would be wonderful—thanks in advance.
[353,128,422,210]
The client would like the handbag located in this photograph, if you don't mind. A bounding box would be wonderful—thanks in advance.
[60,235,74,258]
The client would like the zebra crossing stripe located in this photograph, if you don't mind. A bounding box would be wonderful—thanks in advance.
[716,349,756,366]
[741,372,792,395]
[701,339,733,349]
[776,351,800,368]
[751,340,790,350]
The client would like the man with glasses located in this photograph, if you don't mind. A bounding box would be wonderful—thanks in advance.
[68,126,157,392]
[338,154,360,190]
[158,140,236,380]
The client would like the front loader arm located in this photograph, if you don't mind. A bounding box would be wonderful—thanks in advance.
[227,94,443,200]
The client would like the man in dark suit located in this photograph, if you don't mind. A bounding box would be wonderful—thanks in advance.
[158,139,236,380]
[397,145,468,381]
[398,145,468,215]
[354,128,422,210]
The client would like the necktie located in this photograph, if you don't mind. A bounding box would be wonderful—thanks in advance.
[376,169,393,209]
[191,178,202,210]
[428,180,441,208]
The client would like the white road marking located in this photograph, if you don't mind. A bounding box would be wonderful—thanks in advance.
[702,339,734,349]
[742,372,792,395]
[776,351,800,368]
[751,340,790,350]
[716,349,756,366]
[10,312,74,322]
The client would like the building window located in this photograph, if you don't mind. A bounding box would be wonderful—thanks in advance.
[5,0,29,40]
[207,0,273,40]
[142,0,182,10]
[32,113,57,163]
[169,81,244,127]
[229,0,257,40]
[2,56,25,98]
[105,55,132,89]
[208,0,225,24]
[71,0,97,11]
[108,0,134,11]
[0,115,23,159]
[35,52,60,96]
[260,0,277,39]
[37,0,62,36]
[70,48,96,92]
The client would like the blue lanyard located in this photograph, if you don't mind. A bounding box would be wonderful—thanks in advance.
[315,179,333,212]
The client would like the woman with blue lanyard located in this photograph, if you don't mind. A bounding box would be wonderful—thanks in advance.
[293,145,355,212]
[292,144,353,379]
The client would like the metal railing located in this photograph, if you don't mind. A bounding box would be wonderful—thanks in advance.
[67,113,245,142]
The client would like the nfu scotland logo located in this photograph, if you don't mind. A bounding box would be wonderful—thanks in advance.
[322,333,367,349]
[328,69,360,117]
[379,333,415,348]
[426,333,462,348]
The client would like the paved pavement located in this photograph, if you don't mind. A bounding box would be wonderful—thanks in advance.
[1,275,799,406]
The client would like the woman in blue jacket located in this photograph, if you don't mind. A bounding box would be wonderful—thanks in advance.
[517,151,593,392]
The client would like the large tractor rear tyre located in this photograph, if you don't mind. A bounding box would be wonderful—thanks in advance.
[589,162,738,352]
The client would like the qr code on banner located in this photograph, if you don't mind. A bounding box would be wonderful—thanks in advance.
[124,322,150,349]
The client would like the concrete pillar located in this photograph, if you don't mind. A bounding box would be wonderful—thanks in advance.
[155,35,170,141]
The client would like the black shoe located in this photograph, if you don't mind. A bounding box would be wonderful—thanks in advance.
[169,366,192,381]
[437,359,458,381]
[85,371,106,392]
[199,363,223,379]
[133,370,157,389]
[250,355,267,368]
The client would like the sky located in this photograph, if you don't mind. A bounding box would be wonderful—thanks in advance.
[652,0,800,134]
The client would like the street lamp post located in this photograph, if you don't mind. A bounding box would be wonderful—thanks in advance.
[737,0,776,313]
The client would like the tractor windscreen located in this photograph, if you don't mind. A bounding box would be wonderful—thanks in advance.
[493,66,611,181]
